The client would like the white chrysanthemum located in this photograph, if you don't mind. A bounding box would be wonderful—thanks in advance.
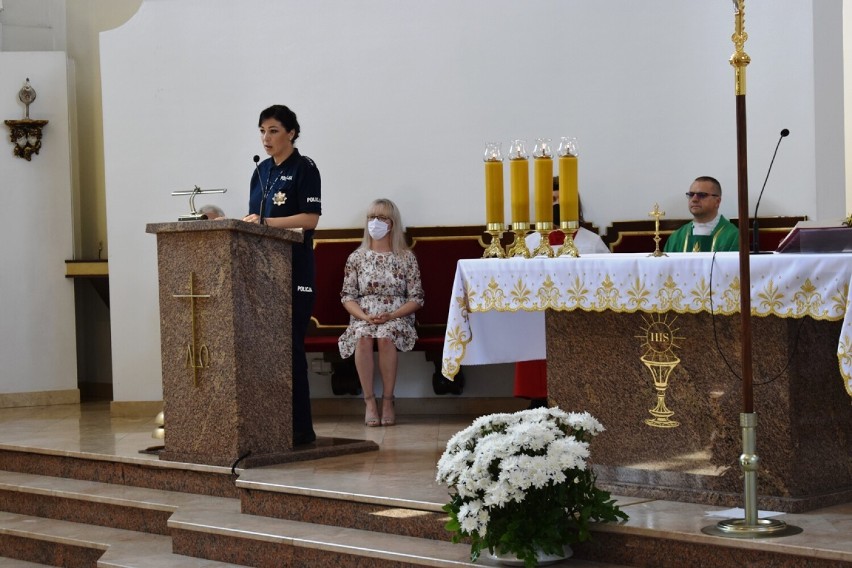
[482,478,514,508]
[500,455,533,492]
[566,411,605,435]
[436,448,473,483]
[458,500,486,534]
[436,409,608,535]
[521,455,555,489]
[508,421,558,452]
[547,437,590,471]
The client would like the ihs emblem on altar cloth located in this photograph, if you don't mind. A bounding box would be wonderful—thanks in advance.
[273,191,287,206]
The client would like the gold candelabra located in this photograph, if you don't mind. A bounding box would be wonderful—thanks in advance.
[482,223,507,258]
[506,223,532,258]
[556,221,580,257]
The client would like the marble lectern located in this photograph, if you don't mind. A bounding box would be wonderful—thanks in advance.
[147,220,379,468]
[146,219,301,467]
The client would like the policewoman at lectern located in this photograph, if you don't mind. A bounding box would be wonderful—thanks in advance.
[242,104,321,446]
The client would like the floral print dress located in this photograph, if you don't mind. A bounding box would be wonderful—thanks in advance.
[338,248,425,359]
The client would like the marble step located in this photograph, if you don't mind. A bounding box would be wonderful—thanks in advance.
[0,511,244,567]
[0,559,54,567]
[168,506,630,568]
[238,474,450,541]
[0,469,238,535]
[0,470,629,567]
[0,447,240,499]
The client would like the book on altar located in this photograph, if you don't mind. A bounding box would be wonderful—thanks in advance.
[775,219,852,253]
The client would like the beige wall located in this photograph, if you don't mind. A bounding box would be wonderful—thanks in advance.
[845,2,852,214]
[66,0,141,259]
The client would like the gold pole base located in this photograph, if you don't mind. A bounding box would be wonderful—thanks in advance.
[702,518,802,539]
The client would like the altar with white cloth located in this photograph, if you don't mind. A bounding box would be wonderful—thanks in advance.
[441,252,852,512]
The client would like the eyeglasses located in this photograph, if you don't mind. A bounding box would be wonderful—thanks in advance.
[685,192,720,199]
[367,215,391,223]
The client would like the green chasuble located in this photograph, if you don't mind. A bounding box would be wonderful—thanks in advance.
[663,215,739,253]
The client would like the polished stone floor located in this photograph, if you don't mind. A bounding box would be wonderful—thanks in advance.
[1,402,851,566]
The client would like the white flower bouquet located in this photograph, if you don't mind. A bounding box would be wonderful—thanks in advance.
[436,407,627,567]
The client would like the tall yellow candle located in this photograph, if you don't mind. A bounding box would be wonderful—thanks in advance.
[534,156,553,225]
[558,155,579,223]
[509,157,529,225]
[484,159,504,225]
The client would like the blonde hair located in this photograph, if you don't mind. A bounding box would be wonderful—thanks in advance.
[360,198,409,253]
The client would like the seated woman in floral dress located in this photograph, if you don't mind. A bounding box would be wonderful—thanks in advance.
[338,198,424,426]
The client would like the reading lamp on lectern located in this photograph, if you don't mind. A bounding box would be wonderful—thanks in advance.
[171,186,228,221]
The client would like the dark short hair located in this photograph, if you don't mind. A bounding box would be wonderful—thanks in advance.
[693,176,722,196]
[258,105,300,142]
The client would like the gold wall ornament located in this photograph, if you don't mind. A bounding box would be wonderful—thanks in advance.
[172,272,211,387]
[5,78,48,161]
[637,314,684,428]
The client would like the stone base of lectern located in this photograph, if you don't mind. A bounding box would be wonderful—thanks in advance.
[159,436,380,469]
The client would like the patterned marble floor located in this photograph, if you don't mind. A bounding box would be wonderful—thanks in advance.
[0,402,851,566]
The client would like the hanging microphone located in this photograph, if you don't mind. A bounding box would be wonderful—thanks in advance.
[253,155,269,225]
[751,128,790,253]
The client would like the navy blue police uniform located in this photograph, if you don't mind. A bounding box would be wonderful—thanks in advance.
[249,148,321,444]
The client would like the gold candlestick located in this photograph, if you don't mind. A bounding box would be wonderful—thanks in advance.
[531,222,555,258]
[557,137,579,225]
[483,142,504,226]
[531,139,555,257]
[556,221,580,257]
[483,222,507,258]
[506,222,531,258]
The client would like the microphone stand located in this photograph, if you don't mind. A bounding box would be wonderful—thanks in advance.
[253,155,270,226]
[751,129,789,254]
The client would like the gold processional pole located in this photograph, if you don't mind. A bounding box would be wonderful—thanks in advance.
[702,0,800,539]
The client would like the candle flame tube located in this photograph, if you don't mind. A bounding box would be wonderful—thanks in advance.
[509,157,530,226]
[558,155,579,224]
[534,155,553,226]
[484,160,504,226]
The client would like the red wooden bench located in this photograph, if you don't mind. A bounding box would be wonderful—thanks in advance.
[306,226,486,395]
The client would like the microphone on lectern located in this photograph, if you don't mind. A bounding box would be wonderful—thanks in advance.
[253,154,269,225]
[751,129,790,254]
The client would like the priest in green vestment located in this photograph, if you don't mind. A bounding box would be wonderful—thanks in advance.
[664,176,739,253]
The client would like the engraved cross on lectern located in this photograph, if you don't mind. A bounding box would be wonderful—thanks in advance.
[172,272,211,387]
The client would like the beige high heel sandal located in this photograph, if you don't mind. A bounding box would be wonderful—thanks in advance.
[381,395,395,426]
[364,395,380,427]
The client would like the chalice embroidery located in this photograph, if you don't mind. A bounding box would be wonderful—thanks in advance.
[637,314,684,428]
[273,191,287,206]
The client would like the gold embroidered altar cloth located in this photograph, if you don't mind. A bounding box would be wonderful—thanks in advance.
[440,252,852,397]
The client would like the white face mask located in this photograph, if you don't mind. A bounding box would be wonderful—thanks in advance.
[368,218,390,240]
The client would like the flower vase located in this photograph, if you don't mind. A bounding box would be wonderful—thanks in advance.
[486,545,573,566]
